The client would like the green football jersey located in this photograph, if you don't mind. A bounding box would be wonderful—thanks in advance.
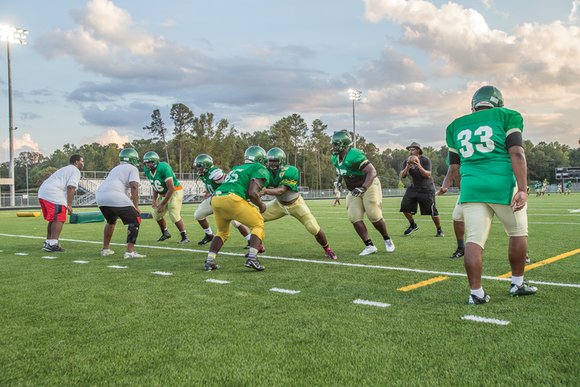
[269,165,299,192]
[200,165,225,195]
[215,162,271,200]
[331,148,368,191]
[445,107,524,205]
[144,161,180,195]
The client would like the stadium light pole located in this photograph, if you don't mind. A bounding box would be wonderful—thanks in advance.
[348,89,362,148]
[0,25,28,207]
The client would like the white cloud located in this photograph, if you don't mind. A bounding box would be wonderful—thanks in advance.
[0,133,41,161]
[86,129,129,147]
[570,0,580,23]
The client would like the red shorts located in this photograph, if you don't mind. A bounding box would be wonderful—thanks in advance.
[39,199,67,222]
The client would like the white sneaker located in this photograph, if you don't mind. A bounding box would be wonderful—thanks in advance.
[359,245,378,256]
[100,248,115,257]
[124,251,146,259]
[385,239,395,253]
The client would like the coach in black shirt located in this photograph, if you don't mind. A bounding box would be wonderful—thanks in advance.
[399,142,444,237]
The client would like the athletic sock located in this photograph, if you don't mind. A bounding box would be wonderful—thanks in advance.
[180,231,187,238]
[457,239,465,249]
[47,239,57,246]
[207,252,217,261]
[364,240,374,246]
[471,287,485,298]
[248,247,258,257]
[245,235,251,242]
[511,275,524,286]
[204,227,213,235]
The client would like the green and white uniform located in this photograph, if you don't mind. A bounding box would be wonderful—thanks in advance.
[215,163,271,199]
[446,107,523,205]
[194,166,225,221]
[331,148,368,191]
[144,161,183,223]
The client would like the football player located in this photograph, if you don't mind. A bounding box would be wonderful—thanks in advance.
[203,146,270,272]
[260,147,337,260]
[441,85,536,304]
[331,130,395,256]
[143,151,189,244]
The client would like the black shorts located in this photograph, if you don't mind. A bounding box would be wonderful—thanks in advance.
[400,190,439,216]
[99,206,141,225]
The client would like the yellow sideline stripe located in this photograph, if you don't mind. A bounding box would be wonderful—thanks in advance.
[497,248,580,279]
[397,276,449,292]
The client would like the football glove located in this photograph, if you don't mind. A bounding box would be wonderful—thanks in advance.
[351,187,366,197]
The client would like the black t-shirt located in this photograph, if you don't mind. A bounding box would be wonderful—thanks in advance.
[401,155,435,193]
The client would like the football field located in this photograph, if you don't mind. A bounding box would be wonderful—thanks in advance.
[0,194,578,385]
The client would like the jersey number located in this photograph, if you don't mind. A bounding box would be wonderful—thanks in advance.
[457,126,495,158]
[153,180,165,193]
[223,168,242,184]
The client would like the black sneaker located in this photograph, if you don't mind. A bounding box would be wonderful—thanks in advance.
[198,233,214,245]
[450,248,464,259]
[44,244,65,252]
[468,293,490,305]
[157,232,171,242]
[178,237,190,244]
[403,224,419,236]
[204,259,220,271]
[244,257,265,271]
[509,282,537,296]
[436,229,444,237]
[525,255,531,264]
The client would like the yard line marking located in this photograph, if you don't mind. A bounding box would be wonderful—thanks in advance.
[152,271,173,276]
[397,276,449,292]
[353,299,391,308]
[497,248,580,278]
[270,287,301,295]
[41,256,57,260]
[73,260,89,264]
[108,265,128,269]
[1,233,579,289]
[14,252,28,256]
[461,315,510,326]
[206,279,230,284]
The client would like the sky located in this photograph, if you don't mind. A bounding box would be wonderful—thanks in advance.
[0,0,579,162]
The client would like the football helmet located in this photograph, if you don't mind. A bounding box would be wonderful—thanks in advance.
[194,154,214,175]
[143,151,160,167]
[266,147,286,171]
[331,130,353,155]
[119,148,140,167]
[244,146,267,165]
[471,85,504,111]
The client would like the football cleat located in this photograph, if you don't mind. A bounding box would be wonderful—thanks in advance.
[403,224,419,236]
[436,229,444,237]
[468,293,490,305]
[244,257,265,271]
[198,233,214,245]
[157,232,171,242]
[509,282,537,296]
[124,251,146,259]
[324,248,338,260]
[359,245,378,256]
[525,255,531,264]
[43,244,65,252]
[204,259,220,271]
[450,248,465,259]
[100,248,115,257]
[178,237,190,244]
[385,239,395,253]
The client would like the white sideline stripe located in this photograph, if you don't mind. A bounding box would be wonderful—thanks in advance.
[152,271,173,276]
[353,299,391,308]
[270,287,301,295]
[206,279,230,284]
[1,233,579,289]
[41,256,57,260]
[462,315,510,326]
[73,260,89,264]
[15,252,28,256]
[108,265,128,269]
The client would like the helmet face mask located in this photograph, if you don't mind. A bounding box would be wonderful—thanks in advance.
[471,85,504,112]
[119,148,140,167]
[244,146,267,165]
[143,151,160,168]
[194,154,214,175]
[266,147,286,171]
[331,130,353,155]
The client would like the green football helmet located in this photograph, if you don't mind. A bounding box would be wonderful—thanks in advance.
[471,85,504,112]
[119,148,140,167]
[331,130,353,155]
[244,146,267,165]
[266,147,286,171]
[143,151,160,167]
[194,153,214,174]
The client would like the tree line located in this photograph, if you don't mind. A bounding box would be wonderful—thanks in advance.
[2,105,580,193]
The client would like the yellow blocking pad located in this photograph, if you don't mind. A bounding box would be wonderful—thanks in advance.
[397,276,449,292]
[497,248,580,278]
[16,212,41,217]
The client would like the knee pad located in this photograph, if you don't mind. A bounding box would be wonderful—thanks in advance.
[127,223,140,244]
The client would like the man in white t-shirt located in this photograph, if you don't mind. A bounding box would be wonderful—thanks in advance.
[38,154,84,252]
[96,148,146,259]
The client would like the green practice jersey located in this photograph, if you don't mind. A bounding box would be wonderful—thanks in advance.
[331,148,368,191]
[144,161,180,195]
[446,107,523,205]
[269,165,299,192]
[200,165,225,195]
[215,162,271,200]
